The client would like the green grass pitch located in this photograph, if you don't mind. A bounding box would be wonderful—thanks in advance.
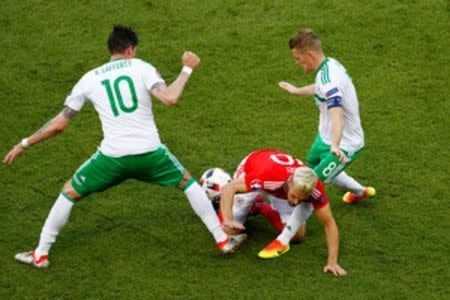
[0,0,449,298]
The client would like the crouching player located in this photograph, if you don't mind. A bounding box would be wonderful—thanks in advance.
[200,167,302,239]
[220,149,347,276]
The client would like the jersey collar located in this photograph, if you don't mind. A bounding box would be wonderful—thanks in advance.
[110,56,126,61]
[314,57,329,75]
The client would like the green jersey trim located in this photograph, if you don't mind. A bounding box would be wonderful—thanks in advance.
[181,178,196,191]
[322,64,330,84]
[314,93,326,102]
[314,58,329,76]
[60,191,76,204]
[315,58,331,85]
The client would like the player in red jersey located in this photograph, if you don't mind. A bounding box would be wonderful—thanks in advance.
[221,149,347,276]
[200,167,289,237]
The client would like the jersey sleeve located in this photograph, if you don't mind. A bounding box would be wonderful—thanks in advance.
[309,180,329,210]
[244,173,263,192]
[321,81,343,110]
[64,74,89,111]
[141,61,166,91]
[317,65,344,110]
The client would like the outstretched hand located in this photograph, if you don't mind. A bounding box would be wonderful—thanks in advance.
[324,263,347,277]
[278,81,299,94]
[3,144,24,165]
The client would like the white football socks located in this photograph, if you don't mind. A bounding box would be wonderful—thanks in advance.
[35,193,74,257]
[332,171,365,195]
[184,182,227,243]
[277,202,314,245]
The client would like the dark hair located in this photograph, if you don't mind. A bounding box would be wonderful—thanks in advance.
[288,28,322,51]
[107,25,139,54]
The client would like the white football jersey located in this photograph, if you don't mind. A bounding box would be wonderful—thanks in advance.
[314,57,364,153]
[65,58,165,157]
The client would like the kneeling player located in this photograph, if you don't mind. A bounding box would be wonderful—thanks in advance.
[200,168,306,240]
[220,149,347,276]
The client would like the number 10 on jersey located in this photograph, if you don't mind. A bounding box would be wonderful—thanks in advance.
[102,75,138,117]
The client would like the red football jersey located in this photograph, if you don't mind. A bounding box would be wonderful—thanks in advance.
[238,149,328,209]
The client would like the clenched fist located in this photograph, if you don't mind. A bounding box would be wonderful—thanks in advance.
[182,51,200,69]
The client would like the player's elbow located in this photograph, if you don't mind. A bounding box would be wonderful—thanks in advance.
[159,90,180,106]
[52,126,65,134]
[52,120,69,134]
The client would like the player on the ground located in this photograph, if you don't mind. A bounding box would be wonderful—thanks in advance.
[279,28,375,204]
[200,168,286,235]
[3,25,244,268]
[220,149,347,276]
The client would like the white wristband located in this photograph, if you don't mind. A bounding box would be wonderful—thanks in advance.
[21,138,30,148]
[182,66,193,75]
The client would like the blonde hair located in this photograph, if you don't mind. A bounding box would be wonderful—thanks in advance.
[291,167,318,195]
[288,28,322,52]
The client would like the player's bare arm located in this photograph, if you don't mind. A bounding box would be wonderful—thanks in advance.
[278,82,315,96]
[220,177,247,234]
[151,51,200,105]
[3,106,77,165]
[329,107,347,163]
[315,203,347,277]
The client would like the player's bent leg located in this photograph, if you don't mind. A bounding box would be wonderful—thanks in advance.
[62,180,83,201]
[180,170,245,253]
[177,170,192,190]
[313,152,345,183]
[318,149,376,203]
[137,146,245,254]
[257,202,284,232]
[271,202,313,253]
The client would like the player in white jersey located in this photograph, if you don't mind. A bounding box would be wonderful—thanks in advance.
[278,28,375,204]
[3,25,244,268]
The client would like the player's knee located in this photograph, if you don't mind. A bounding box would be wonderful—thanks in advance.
[62,180,83,201]
[177,170,192,189]
[291,225,307,244]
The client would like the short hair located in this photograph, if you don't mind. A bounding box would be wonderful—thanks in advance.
[288,28,322,52]
[107,25,139,54]
[291,167,318,195]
